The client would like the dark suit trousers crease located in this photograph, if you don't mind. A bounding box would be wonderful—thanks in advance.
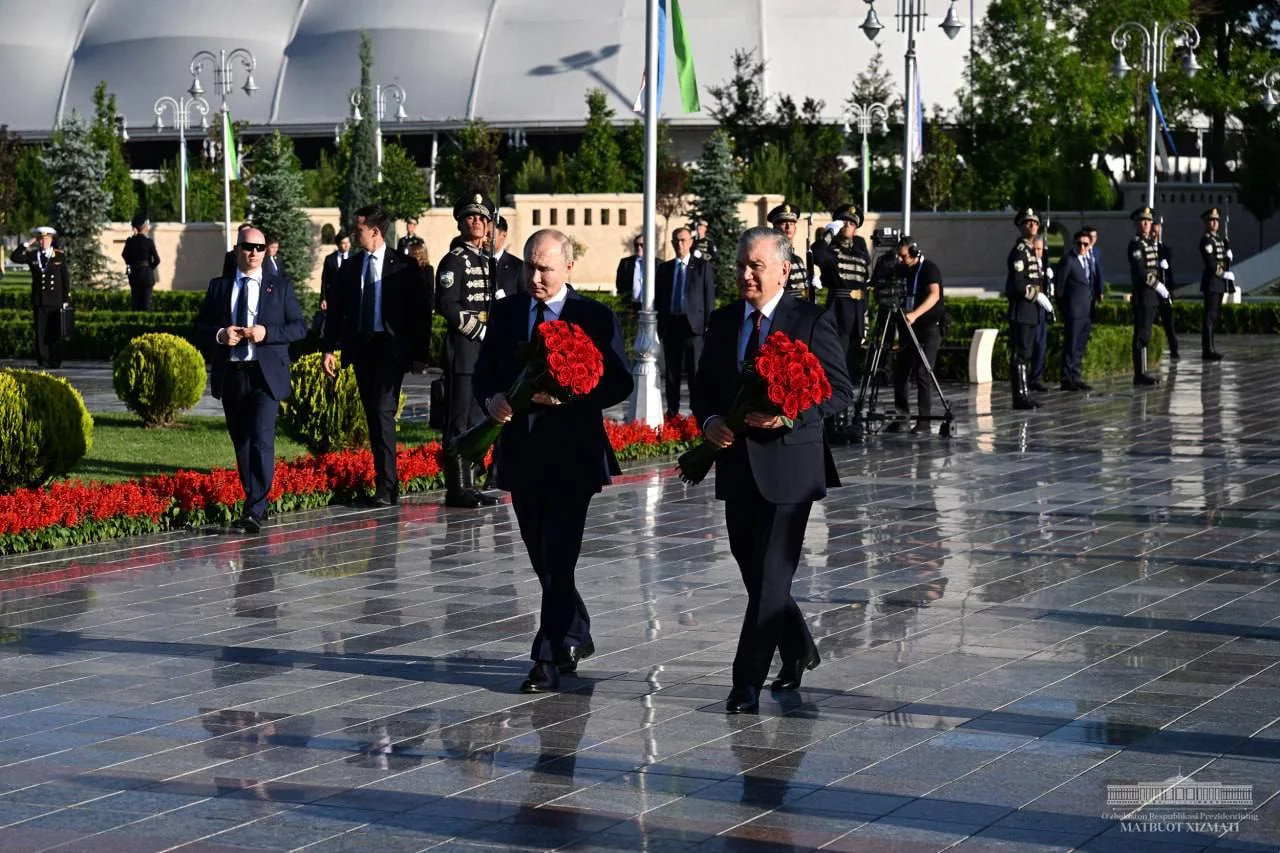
[128,273,154,310]
[443,366,485,449]
[1061,314,1091,384]
[893,320,941,419]
[33,308,60,364]
[726,497,813,689]
[353,336,404,499]
[1031,313,1048,382]
[221,363,278,520]
[660,316,700,415]
[512,488,594,662]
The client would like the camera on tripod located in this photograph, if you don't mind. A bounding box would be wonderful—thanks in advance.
[871,226,902,250]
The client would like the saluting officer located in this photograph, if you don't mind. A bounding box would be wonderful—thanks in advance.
[1128,206,1165,385]
[9,226,70,367]
[817,204,871,440]
[1198,207,1233,361]
[1005,208,1053,410]
[767,202,813,301]
[436,193,501,509]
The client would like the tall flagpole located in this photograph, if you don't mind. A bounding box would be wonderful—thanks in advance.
[629,0,664,427]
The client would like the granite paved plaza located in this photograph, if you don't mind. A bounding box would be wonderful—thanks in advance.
[2,338,1280,852]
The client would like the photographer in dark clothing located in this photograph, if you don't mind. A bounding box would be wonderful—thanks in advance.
[888,237,944,434]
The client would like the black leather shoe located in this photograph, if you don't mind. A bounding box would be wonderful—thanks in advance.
[520,662,560,694]
[1133,374,1160,386]
[231,515,262,534]
[725,685,760,714]
[471,489,499,507]
[1076,381,1093,392]
[1059,380,1078,392]
[444,490,483,509]
[372,495,397,508]
[557,639,596,673]
[1013,397,1040,410]
[1029,380,1049,393]
[771,643,821,691]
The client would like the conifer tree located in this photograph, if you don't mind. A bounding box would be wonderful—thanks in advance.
[90,82,138,222]
[688,130,743,297]
[248,130,315,282]
[45,114,112,288]
[340,32,379,230]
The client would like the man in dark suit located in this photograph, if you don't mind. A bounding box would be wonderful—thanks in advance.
[195,226,308,533]
[122,214,161,310]
[655,226,716,418]
[1055,230,1096,392]
[692,226,853,714]
[9,226,70,367]
[222,223,255,279]
[263,237,287,280]
[473,228,634,694]
[614,234,644,306]
[322,205,433,506]
[319,232,351,313]
[492,216,524,299]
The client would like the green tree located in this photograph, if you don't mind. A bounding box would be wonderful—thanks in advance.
[341,31,379,230]
[440,119,501,204]
[0,126,20,232]
[688,129,744,297]
[914,111,959,211]
[1235,103,1280,237]
[375,140,429,223]
[148,156,226,223]
[9,145,52,234]
[248,130,315,284]
[772,95,849,211]
[707,49,771,166]
[849,51,904,212]
[45,114,112,288]
[89,82,138,222]
[570,89,627,193]
[510,149,556,194]
[305,147,344,207]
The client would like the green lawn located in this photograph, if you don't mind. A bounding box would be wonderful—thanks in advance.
[73,414,440,482]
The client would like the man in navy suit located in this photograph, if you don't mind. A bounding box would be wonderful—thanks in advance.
[656,226,717,418]
[196,226,308,533]
[322,205,434,506]
[473,228,634,694]
[693,227,853,714]
[1055,230,1096,392]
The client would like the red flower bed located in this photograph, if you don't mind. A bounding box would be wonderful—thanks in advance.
[0,418,699,556]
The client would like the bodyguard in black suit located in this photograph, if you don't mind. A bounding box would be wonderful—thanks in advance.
[122,215,161,310]
[319,232,351,312]
[195,227,307,533]
[9,226,70,367]
[492,216,524,299]
[474,229,634,694]
[655,227,716,417]
[322,206,433,506]
[614,235,644,306]
[1055,230,1096,391]
[693,227,853,714]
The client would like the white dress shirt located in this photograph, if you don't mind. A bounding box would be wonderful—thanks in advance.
[229,273,261,362]
[528,283,570,339]
[632,256,644,303]
[363,245,386,332]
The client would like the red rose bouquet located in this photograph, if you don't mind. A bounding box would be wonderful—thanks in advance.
[677,331,833,485]
[456,319,605,462]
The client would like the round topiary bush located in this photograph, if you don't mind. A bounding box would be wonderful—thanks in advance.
[112,332,206,427]
[0,368,94,491]
[281,351,406,453]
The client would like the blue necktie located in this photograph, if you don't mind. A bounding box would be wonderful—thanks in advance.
[671,262,686,315]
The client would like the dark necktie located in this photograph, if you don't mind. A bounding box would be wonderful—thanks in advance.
[360,256,377,335]
[533,300,547,339]
[672,262,686,314]
[743,310,763,366]
[234,277,251,352]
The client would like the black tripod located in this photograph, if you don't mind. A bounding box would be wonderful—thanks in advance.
[850,296,955,440]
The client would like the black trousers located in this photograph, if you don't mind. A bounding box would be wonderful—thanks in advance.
[1132,299,1158,351]
[1157,298,1179,356]
[33,307,60,366]
[221,362,279,520]
[829,298,866,381]
[1030,312,1048,382]
[1202,291,1224,352]
[128,273,154,311]
[443,366,485,450]
[511,488,594,662]
[893,319,941,419]
[726,497,813,689]
[660,316,701,416]
[1061,314,1091,384]
[353,337,405,501]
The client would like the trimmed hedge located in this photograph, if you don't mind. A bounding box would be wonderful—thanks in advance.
[0,368,94,490]
[934,324,1166,383]
[281,351,405,453]
[944,297,1280,336]
[0,313,197,360]
[112,333,206,426]
[0,285,205,313]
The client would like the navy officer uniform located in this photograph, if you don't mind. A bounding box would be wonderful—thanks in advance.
[9,226,70,367]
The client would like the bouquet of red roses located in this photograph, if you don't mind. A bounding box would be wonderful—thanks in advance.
[456,319,605,462]
[677,331,833,485]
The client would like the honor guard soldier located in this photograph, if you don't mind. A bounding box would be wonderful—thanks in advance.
[436,193,501,508]
[9,226,70,367]
[767,202,812,301]
[691,219,717,262]
[1127,206,1165,385]
[1152,221,1179,360]
[1198,207,1233,361]
[818,204,871,440]
[1005,208,1053,410]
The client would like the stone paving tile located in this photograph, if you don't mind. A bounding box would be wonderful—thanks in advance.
[3,338,1280,851]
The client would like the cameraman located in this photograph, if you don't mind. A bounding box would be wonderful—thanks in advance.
[888,236,944,434]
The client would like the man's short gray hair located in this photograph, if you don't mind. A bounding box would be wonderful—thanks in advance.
[524,228,575,265]
[737,227,790,264]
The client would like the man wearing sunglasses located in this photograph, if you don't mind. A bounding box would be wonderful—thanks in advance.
[322,205,433,507]
[196,226,308,534]
[1055,230,1096,392]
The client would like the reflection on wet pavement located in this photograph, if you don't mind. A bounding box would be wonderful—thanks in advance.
[1,340,1279,851]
